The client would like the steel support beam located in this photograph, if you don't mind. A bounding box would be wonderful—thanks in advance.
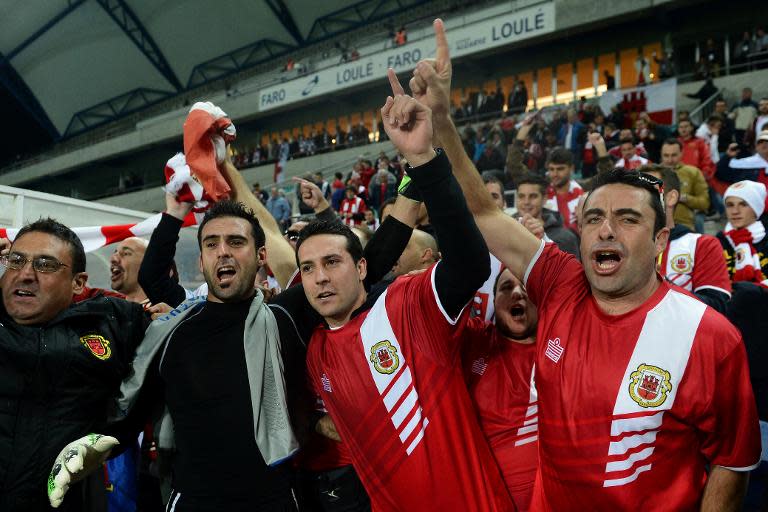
[0,52,59,139]
[63,87,172,137]
[7,0,87,61]
[95,0,183,91]
[264,0,305,45]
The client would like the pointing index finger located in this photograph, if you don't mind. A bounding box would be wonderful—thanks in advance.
[433,19,450,66]
[387,68,406,96]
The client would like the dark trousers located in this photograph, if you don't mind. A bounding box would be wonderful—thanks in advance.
[297,465,371,512]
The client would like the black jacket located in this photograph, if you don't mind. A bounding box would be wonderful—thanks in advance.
[0,296,147,511]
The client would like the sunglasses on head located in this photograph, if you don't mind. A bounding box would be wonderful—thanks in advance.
[285,230,301,241]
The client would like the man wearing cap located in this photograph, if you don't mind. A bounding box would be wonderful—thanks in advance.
[716,131,768,215]
[716,180,768,284]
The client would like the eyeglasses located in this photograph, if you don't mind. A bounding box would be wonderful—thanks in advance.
[0,253,69,273]
[285,230,301,241]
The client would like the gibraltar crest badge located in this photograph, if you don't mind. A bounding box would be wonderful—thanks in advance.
[80,334,112,361]
[670,253,692,273]
[628,363,672,408]
[370,340,399,374]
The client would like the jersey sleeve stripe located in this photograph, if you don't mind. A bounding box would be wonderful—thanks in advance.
[692,285,732,297]
[716,461,761,472]
[523,240,546,286]
[430,263,466,325]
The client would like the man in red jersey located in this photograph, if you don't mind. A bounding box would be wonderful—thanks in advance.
[409,19,760,511]
[461,268,538,511]
[643,165,732,314]
[295,75,513,511]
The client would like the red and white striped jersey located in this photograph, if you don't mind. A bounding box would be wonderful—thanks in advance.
[307,265,513,512]
[340,196,367,227]
[658,232,731,296]
[524,243,760,511]
[461,317,538,511]
[545,180,583,232]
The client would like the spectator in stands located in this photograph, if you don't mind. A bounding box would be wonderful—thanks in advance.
[635,52,650,84]
[331,172,344,193]
[311,172,329,201]
[654,50,675,79]
[516,174,580,257]
[756,27,768,52]
[678,119,715,181]
[616,136,649,170]
[714,99,736,152]
[716,180,768,284]
[363,210,379,232]
[704,38,721,77]
[746,97,768,149]
[544,147,583,232]
[339,186,367,227]
[315,128,332,153]
[252,183,268,204]
[266,187,291,230]
[685,77,718,106]
[508,80,528,114]
[476,141,505,173]
[643,165,731,314]
[603,69,615,90]
[716,132,768,193]
[368,169,397,214]
[357,159,375,189]
[660,138,711,231]
[394,26,407,46]
[557,109,586,170]
[731,87,759,145]
[696,115,723,167]
[634,114,666,163]
[734,32,754,66]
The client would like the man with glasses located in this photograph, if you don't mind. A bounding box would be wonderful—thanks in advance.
[0,218,148,511]
[409,18,760,509]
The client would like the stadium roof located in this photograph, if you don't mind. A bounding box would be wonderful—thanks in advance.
[0,0,429,161]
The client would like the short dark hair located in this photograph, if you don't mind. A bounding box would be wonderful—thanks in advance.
[706,114,723,125]
[14,218,86,274]
[197,200,266,249]
[517,173,549,195]
[546,147,574,167]
[586,169,665,235]
[482,174,504,189]
[662,138,682,149]
[295,220,364,266]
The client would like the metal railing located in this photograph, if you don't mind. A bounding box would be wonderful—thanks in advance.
[689,89,724,126]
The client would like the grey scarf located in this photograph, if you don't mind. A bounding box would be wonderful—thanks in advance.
[110,291,298,465]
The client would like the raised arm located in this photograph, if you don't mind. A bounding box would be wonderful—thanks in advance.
[137,194,192,308]
[382,74,489,318]
[219,156,297,288]
[406,19,541,280]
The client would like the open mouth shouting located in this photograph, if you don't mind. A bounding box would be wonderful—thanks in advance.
[215,264,237,287]
[110,265,124,283]
[591,248,623,275]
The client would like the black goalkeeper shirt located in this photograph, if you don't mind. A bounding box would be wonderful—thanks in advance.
[159,297,293,507]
